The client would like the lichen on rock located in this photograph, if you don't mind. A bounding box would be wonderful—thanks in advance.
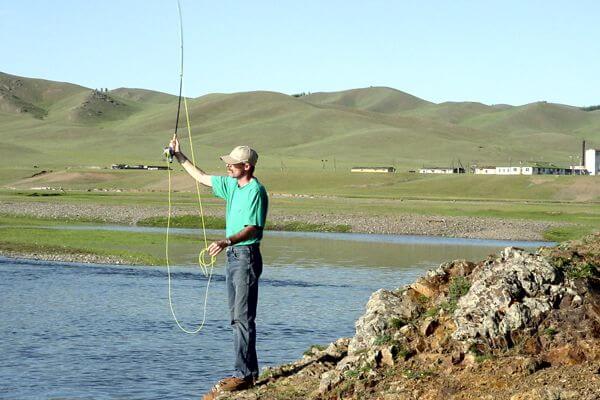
[452,247,570,349]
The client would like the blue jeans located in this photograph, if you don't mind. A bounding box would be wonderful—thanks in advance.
[226,244,262,380]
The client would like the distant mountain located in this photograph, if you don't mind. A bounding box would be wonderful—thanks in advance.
[0,72,598,170]
[302,86,432,114]
[109,88,177,104]
[399,101,505,124]
[0,72,87,118]
[462,101,598,134]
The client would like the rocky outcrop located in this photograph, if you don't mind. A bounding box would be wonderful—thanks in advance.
[452,247,573,349]
[14,227,589,400]
[70,89,134,121]
[215,234,600,399]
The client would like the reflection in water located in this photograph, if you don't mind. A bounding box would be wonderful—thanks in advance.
[264,235,500,269]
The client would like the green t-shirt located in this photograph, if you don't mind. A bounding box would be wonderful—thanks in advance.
[211,176,268,245]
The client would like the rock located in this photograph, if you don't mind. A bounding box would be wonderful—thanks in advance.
[412,279,438,299]
[510,387,579,400]
[335,355,358,372]
[324,337,350,359]
[349,288,422,355]
[452,247,571,349]
[420,317,439,337]
[451,350,464,364]
[447,260,477,277]
[318,370,342,394]
[544,344,587,366]
[380,346,395,367]
[508,356,550,375]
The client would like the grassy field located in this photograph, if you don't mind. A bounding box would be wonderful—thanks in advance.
[1,72,600,172]
[0,214,219,265]
[1,181,598,240]
[3,167,600,201]
[1,72,599,247]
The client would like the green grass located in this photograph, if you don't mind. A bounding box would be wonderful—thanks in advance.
[137,214,351,233]
[543,226,596,242]
[0,240,161,265]
[440,276,471,314]
[543,327,558,337]
[1,186,598,241]
[0,215,218,266]
[424,306,440,318]
[1,72,600,183]
[267,221,351,232]
[138,215,226,229]
[303,344,327,356]
[1,72,599,244]
[373,334,393,346]
[566,262,597,279]
[389,317,406,329]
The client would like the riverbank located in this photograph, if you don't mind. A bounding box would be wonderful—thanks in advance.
[0,200,570,241]
[0,249,131,265]
[213,233,600,399]
[0,214,213,266]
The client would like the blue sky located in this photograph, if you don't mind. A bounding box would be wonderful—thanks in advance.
[1,0,598,106]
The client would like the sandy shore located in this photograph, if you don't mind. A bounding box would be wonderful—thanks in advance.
[0,249,130,265]
[1,200,563,241]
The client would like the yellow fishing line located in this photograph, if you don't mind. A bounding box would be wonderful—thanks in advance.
[165,85,216,335]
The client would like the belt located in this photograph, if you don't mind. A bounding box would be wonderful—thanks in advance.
[232,243,260,249]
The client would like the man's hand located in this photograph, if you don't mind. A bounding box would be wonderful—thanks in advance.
[208,239,229,257]
[169,134,180,153]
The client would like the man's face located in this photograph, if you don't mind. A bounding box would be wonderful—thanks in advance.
[226,162,249,178]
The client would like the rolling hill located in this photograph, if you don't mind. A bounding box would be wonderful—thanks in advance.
[0,71,599,178]
[302,86,432,114]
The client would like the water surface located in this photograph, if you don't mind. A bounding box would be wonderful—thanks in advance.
[0,230,550,399]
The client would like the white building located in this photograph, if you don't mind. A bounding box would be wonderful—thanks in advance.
[475,164,572,175]
[351,166,396,173]
[496,166,522,175]
[570,165,588,175]
[585,149,599,175]
[474,167,497,175]
[419,167,465,174]
[520,166,534,175]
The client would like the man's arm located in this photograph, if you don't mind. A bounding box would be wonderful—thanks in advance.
[207,225,261,257]
[174,152,213,187]
[169,135,212,187]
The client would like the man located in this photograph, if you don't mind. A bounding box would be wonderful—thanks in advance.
[169,137,268,395]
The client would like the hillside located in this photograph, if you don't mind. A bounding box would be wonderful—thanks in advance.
[0,72,599,177]
[0,72,88,118]
[69,89,139,122]
[462,101,600,135]
[302,86,432,114]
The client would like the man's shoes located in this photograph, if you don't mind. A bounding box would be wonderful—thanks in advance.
[202,376,255,399]
[216,376,254,391]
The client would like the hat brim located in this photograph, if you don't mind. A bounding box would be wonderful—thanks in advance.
[220,155,244,165]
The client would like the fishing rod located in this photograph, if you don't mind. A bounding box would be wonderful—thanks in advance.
[163,0,185,163]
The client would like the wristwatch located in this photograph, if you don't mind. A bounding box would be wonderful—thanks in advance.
[225,238,232,246]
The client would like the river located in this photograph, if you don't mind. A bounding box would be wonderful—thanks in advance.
[0,228,551,399]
